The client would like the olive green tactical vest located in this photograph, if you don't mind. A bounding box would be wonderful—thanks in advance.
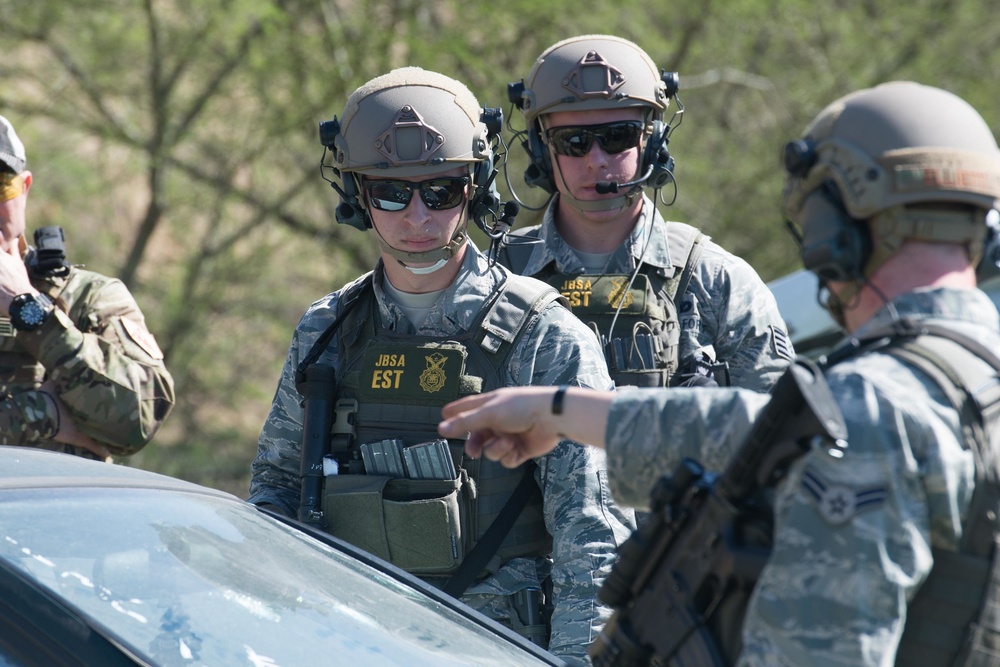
[319,272,561,579]
[500,222,706,388]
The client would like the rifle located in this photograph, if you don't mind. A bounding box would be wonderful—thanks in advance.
[590,357,847,667]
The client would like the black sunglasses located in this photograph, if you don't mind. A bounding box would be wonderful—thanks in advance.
[364,176,470,212]
[545,121,644,158]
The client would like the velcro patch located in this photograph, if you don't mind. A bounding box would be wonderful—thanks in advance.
[358,342,466,403]
[120,316,164,360]
[548,273,648,315]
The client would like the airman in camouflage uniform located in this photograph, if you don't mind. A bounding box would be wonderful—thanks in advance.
[0,114,175,460]
[439,82,1000,666]
[248,68,634,666]
[501,35,793,392]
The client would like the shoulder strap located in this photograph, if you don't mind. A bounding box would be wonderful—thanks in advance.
[880,325,1000,555]
[439,277,563,596]
[443,462,541,598]
[295,273,374,382]
[476,273,565,358]
[663,223,708,301]
[862,323,1000,666]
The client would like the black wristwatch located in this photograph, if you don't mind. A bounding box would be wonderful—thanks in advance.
[8,292,55,332]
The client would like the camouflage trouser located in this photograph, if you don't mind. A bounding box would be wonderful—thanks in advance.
[462,586,550,649]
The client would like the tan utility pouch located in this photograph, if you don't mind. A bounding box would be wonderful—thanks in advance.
[322,470,473,574]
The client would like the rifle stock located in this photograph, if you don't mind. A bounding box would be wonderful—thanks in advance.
[591,358,846,667]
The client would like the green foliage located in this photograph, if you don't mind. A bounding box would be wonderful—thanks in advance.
[2,0,998,496]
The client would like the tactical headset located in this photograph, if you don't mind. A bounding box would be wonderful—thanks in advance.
[507,71,679,196]
[783,138,874,283]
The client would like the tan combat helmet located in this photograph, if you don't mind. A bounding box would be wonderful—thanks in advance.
[782,81,1000,284]
[517,34,671,125]
[334,67,493,179]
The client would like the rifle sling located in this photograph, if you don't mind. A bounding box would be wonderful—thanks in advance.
[443,462,541,598]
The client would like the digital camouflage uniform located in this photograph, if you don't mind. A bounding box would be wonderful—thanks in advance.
[250,247,636,666]
[0,246,175,458]
[504,195,794,392]
[601,287,1000,666]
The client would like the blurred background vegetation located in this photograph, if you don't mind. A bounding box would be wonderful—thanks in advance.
[2,0,997,496]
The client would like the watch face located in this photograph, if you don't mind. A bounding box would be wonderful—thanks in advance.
[21,302,45,326]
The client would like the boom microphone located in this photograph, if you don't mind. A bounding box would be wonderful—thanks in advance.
[596,164,654,194]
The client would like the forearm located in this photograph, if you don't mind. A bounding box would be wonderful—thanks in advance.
[248,379,307,516]
[248,435,302,517]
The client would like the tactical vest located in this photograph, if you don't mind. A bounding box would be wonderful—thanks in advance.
[317,272,560,581]
[500,222,707,388]
[859,324,1000,667]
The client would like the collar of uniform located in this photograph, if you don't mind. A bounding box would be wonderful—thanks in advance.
[373,243,503,335]
[624,197,674,271]
[853,286,1000,340]
[520,194,675,276]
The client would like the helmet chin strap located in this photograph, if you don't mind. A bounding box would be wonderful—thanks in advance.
[559,188,642,213]
[375,229,468,275]
[371,215,470,276]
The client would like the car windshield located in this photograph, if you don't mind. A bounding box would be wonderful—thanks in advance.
[0,487,547,666]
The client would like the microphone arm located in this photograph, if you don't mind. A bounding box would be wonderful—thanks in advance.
[596,163,655,194]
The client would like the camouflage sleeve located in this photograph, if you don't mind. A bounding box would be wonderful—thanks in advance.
[512,302,636,663]
[603,386,770,508]
[249,294,341,517]
[689,244,794,393]
[0,390,58,446]
[15,275,174,455]
[737,365,964,666]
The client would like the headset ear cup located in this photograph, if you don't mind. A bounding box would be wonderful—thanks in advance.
[798,184,872,282]
[642,120,674,190]
[521,126,556,194]
[469,159,501,224]
[334,174,370,231]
